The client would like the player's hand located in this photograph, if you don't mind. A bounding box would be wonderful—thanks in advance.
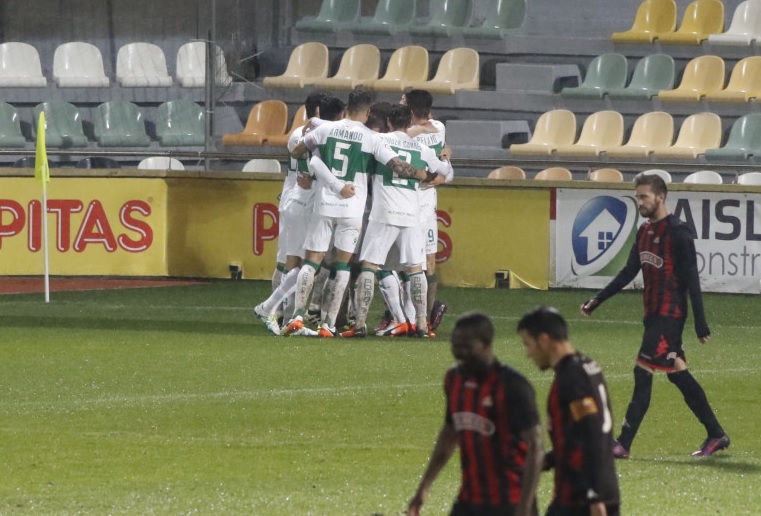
[296,173,313,190]
[406,492,425,516]
[580,298,599,316]
[439,145,452,161]
[339,183,356,199]
[589,501,608,516]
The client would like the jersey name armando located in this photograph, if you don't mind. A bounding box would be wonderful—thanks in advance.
[640,251,664,268]
[328,127,364,142]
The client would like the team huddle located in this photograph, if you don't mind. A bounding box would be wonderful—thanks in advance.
[253,88,452,339]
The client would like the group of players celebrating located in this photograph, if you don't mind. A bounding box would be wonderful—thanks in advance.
[253,88,452,339]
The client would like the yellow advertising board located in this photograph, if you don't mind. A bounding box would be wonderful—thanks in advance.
[0,177,167,276]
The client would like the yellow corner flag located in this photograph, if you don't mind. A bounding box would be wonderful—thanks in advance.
[35,111,50,184]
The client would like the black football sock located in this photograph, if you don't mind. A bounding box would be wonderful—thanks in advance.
[668,370,725,438]
[618,366,653,450]
[426,273,437,316]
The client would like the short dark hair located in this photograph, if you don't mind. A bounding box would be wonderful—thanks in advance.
[347,87,372,115]
[319,96,345,121]
[388,104,412,131]
[365,102,393,131]
[634,172,668,197]
[404,89,433,119]
[453,311,495,347]
[305,91,328,119]
[516,306,569,341]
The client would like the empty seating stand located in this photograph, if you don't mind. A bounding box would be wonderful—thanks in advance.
[496,63,580,94]
[405,47,480,94]
[611,0,678,43]
[409,0,474,36]
[607,54,675,100]
[222,100,289,146]
[156,100,205,146]
[364,46,429,92]
[657,55,724,101]
[509,109,576,155]
[309,44,380,90]
[350,0,417,34]
[462,0,527,38]
[705,113,761,161]
[263,42,329,89]
[53,42,110,87]
[0,42,47,87]
[0,102,26,148]
[446,119,531,159]
[94,101,151,147]
[606,111,674,158]
[138,157,185,170]
[487,166,526,179]
[554,110,624,157]
[295,0,361,32]
[708,0,761,45]
[704,57,761,102]
[176,42,233,88]
[561,53,628,99]
[652,112,722,159]
[117,43,173,87]
[684,170,723,184]
[658,0,724,45]
[34,101,88,147]
[266,105,307,147]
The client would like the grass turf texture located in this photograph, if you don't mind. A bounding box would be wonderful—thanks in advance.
[1,282,759,515]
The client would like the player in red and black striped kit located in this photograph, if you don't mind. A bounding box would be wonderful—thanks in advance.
[581,172,729,458]
[407,312,544,516]
[519,307,619,516]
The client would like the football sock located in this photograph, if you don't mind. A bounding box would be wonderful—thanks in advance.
[308,266,331,313]
[322,262,351,330]
[668,370,725,438]
[399,272,416,323]
[426,272,438,316]
[271,264,285,292]
[378,270,406,323]
[261,267,300,315]
[618,366,653,450]
[409,271,429,331]
[293,261,319,319]
[353,268,376,329]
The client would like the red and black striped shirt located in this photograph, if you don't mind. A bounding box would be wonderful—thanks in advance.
[444,361,539,507]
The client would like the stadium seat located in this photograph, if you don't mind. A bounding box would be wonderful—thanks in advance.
[611,0,678,43]
[658,0,724,45]
[487,166,526,179]
[309,44,380,90]
[641,169,672,183]
[405,47,480,95]
[704,57,761,102]
[607,54,675,100]
[535,167,573,181]
[708,0,761,45]
[0,102,27,148]
[53,42,110,87]
[94,101,151,147]
[176,42,233,88]
[652,112,722,159]
[554,111,624,157]
[263,42,329,89]
[116,43,173,87]
[657,55,725,102]
[0,42,47,87]
[463,0,527,38]
[242,158,282,173]
[138,157,185,170]
[606,111,674,158]
[350,0,417,34]
[409,0,474,36]
[683,170,723,184]
[589,168,624,182]
[295,0,361,32]
[75,157,122,169]
[222,100,289,147]
[266,105,308,147]
[13,156,38,168]
[34,101,88,148]
[561,53,628,99]
[509,109,576,156]
[705,113,761,161]
[364,46,429,92]
[155,100,205,146]
[737,171,761,184]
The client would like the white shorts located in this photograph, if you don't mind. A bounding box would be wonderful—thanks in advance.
[304,215,362,254]
[360,220,425,268]
[280,209,309,259]
[422,218,438,256]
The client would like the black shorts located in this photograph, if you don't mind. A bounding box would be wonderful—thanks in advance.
[546,503,620,516]
[451,500,529,516]
[637,316,686,372]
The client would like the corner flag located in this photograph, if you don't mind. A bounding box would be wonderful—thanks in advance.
[35,112,50,184]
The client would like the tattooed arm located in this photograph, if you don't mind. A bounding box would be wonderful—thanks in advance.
[385,157,434,182]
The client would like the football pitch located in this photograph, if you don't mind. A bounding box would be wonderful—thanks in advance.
[1,281,759,515]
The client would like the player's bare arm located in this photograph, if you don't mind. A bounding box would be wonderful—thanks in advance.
[516,423,544,516]
[387,157,433,182]
[407,424,457,516]
[291,140,308,159]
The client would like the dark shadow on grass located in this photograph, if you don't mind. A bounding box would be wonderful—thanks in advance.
[632,455,761,474]
[0,314,257,336]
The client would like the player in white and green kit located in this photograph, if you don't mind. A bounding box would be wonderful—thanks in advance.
[341,104,453,338]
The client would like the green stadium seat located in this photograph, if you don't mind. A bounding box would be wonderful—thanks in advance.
[295,0,361,32]
[705,113,761,161]
[94,101,151,147]
[0,102,27,148]
[156,100,205,147]
[462,0,526,38]
[409,0,474,36]
[350,0,417,34]
[33,101,88,148]
[608,54,675,100]
[561,53,628,99]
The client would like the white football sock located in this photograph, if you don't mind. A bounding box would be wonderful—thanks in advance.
[322,268,351,330]
[379,272,406,323]
[410,271,429,330]
[260,267,300,315]
[354,270,376,329]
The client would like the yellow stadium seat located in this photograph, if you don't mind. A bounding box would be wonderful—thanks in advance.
[611,0,677,43]
[309,44,380,90]
[658,0,724,44]
[509,109,576,155]
[606,111,674,158]
[704,56,761,102]
[652,112,722,158]
[405,48,480,95]
[657,55,725,102]
[487,166,526,179]
[535,167,573,181]
[263,42,329,89]
[364,46,429,92]
[222,100,289,147]
[554,111,624,157]
[589,168,624,182]
[265,105,308,147]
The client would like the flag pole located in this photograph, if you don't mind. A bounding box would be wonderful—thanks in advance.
[35,111,51,303]
[42,179,50,303]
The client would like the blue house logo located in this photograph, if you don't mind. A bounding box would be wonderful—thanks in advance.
[571,195,638,276]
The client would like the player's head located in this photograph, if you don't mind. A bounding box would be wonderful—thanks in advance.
[451,312,495,377]
[634,172,668,220]
[319,96,345,122]
[305,91,328,119]
[347,87,373,122]
[517,306,569,370]
[387,104,413,132]
[403,89,433,120]
[366,102,392,132]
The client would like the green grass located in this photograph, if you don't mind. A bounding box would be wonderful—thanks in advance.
[1,282,759,515]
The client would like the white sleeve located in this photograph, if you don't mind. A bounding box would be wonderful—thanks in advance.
[421,145,454,181]
[308,155,345,194]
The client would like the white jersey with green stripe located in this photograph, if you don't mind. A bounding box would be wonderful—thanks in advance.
[412,120,447,222]
[371,131,449,227]
[280,125,316,213]
[304,118,397,218]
